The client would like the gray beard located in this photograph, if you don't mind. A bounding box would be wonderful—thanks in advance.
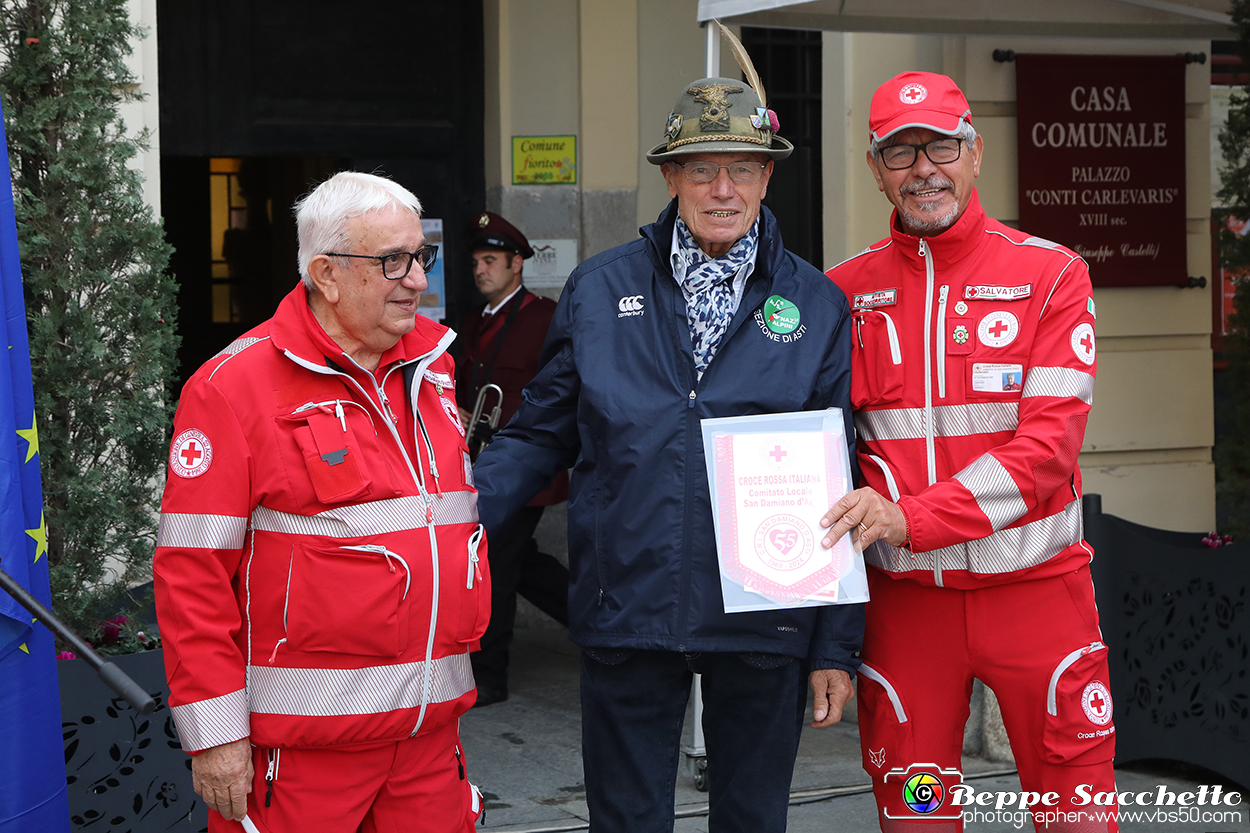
[901,204,960,234]
[898,175,960,234]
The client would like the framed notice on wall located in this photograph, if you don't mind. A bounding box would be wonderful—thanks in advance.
[512,135,577,185]
[1015,54,1187,287]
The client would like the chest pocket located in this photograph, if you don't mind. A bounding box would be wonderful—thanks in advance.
[281,401,398,505]
[851,309,904,409]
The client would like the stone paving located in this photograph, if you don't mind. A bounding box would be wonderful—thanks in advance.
[460,629,1248,833]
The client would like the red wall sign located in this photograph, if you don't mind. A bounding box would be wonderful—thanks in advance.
[1015,54,1187,287]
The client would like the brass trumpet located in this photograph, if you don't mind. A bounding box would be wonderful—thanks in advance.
[466,383,504,455]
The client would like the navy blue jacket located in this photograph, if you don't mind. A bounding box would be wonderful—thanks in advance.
[475,201,863,672]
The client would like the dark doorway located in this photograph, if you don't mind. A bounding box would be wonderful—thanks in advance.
[157,0,485,391]
[741,27,823,270]
[161,156,343,388]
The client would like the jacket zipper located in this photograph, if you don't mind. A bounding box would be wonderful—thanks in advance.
[936,285,949,399]
[919,239,942,587]
[267,556,294,663]
[264,748,280,807]
[292,398,376,432]
[1046,641,1107,715]
[284,348,445,737]
[466,526,483,589]
[878,311,902,365]
[340,544,412,600]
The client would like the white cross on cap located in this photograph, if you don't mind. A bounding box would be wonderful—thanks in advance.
[899,82,928,104]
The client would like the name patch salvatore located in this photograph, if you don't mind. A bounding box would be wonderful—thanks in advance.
[964,284,1032,301]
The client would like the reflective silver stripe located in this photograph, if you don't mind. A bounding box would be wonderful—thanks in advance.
[209,336,271,380]
[1047,642,1106,716]
[214,336,267,359]
[251,492,478,539]
[157,513,249,550]
[170,688,250,752]
[857,663,907,723]
[1021,366,1095,405]
[1020,235,1064,250]
[247,652,474,717]
[867,500,1082,576]
[953,454,1027,532]
[856,402,1018,442]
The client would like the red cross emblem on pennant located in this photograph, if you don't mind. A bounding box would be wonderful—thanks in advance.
[171,429,213,478]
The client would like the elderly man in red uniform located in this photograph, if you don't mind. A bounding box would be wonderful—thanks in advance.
[154,171,488,832]
[456,212,569,706]
[823,72,1117,832]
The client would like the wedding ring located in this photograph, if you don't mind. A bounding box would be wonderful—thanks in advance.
[859,522,869,533]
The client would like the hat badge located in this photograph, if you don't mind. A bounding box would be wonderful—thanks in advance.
[688,83,742,132]
[665,112,682,140]
[899,83,928,105]
[478,213,490,229]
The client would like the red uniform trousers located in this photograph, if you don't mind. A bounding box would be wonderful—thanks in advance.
[208,720,480,833]
[857,565,1118,833]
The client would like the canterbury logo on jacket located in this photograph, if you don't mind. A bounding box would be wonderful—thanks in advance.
[474,201,864,673]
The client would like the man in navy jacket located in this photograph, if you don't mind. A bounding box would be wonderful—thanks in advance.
[475,73,863,833]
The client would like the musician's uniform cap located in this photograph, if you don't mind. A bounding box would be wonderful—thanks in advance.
[468,211,533,259]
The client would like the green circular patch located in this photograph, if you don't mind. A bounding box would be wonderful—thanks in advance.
[763,295,800,334]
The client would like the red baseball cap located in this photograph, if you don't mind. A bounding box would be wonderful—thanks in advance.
[869,72,973,143]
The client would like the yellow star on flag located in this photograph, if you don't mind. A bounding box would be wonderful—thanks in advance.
[17,617,36,653]
[16,413,38,463]
[27,512,47,563]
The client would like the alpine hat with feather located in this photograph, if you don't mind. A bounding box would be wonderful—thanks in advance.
[645,21,793,164]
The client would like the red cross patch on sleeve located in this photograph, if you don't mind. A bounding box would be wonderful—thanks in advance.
[170,429,214,478]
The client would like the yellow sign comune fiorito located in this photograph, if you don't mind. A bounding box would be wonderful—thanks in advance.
[512,136,576,185]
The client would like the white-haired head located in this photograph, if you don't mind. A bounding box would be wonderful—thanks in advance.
[294,171,423,288]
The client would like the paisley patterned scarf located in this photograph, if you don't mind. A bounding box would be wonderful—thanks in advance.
[674,216,759,378]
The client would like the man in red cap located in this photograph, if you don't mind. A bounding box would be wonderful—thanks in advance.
[823,72,1117,831]
[457,211,569,706]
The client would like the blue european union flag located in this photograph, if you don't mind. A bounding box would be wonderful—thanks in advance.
[0,103,71,832]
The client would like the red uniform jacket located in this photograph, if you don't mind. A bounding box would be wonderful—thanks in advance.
[826,191,1097,589]
[154,285,490,753]
[457,287,568,505]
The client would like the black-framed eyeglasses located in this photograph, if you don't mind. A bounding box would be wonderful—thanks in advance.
[878,138,964,170]
[675,160,768,183]
[323,245,439,280]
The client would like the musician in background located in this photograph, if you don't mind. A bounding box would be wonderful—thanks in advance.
[457,211,569,707]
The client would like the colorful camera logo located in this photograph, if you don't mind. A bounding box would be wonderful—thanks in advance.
[903,771,945,813]
[882,763,963,820]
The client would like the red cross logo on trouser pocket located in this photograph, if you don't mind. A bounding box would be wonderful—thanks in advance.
[1081,680,1113,726]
